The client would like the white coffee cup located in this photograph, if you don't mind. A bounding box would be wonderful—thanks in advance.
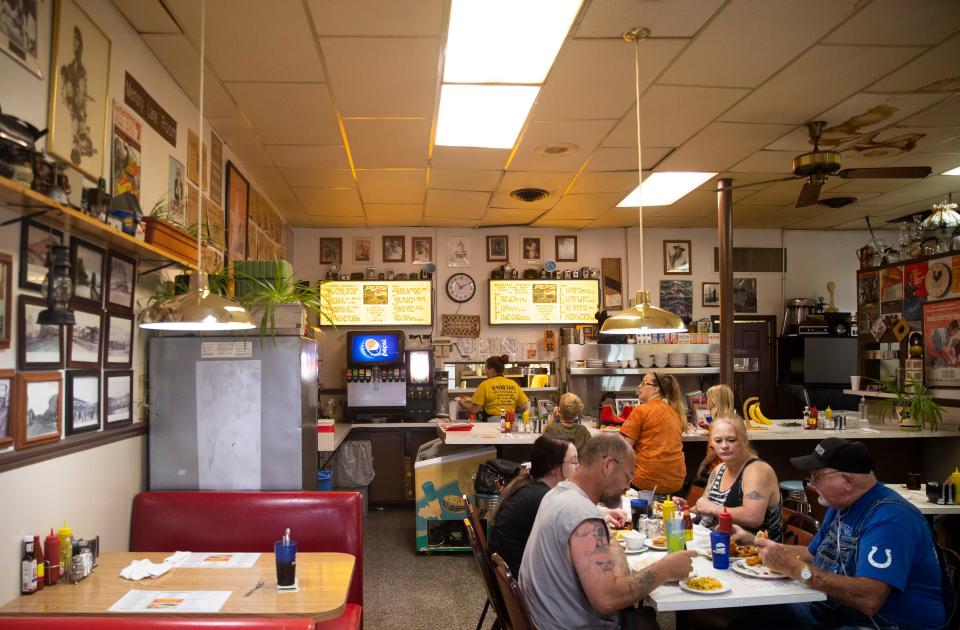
[624,531,645,551]
[850,375,862,390]
[628,359,638,368]
[619,359,630,368]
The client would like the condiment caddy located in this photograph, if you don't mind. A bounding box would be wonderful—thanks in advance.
[20,520,98,595]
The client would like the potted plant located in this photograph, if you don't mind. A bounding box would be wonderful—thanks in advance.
[874,374,944,431]
[236,262,331,338]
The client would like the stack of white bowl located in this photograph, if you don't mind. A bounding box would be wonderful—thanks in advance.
[654,353,670,368]
[668,351,687,367]
[708,352,721,367]
[639,354,654,368]
[687,353,708,367]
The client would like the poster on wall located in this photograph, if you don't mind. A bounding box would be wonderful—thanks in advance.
[923,298,960,387]
[904,261,928,324]
[601,258,622,310]
[880,267,903,301]
[48,0,111,180]
[209,133,223,205]
[660,280,692,324]
[0,0,41,77]
[112,102,141,199]
[167,157,186,226]
[187,128,199,185]
[733,277,757,313]
[225,162,249,265]
[857,271,880,307]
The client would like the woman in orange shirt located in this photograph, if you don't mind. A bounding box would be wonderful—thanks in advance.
[619,372,686,494]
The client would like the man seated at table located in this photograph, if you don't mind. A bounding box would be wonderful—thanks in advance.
[520,433,696,629]
[731,437,946,630]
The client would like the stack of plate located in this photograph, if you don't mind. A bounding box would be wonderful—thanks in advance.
[668,352,687,367]
[708,352,721,367]
[654,353,670,368]
[687,353,708,367]
[603,360,620,368]
[586,359,604,368]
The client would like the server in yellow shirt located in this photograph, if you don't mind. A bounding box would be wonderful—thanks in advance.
[458,354,529,419]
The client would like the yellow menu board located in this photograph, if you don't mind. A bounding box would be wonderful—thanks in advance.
[489,279,599,325]
[319,280,432,326]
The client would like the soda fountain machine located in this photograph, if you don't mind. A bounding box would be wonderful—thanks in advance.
[344,330,436,422]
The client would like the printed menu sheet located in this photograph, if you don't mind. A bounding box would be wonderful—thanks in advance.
[109,590,231,613]
[489,279,599,325]
[174,552,260,568]
[319,280,432,326]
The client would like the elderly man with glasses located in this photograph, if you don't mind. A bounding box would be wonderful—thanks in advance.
[731,437,946,630]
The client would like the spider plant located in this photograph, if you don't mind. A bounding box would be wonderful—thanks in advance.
[874,373,944,431]
[236,262,332,338]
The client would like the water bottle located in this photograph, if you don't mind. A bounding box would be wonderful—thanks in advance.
[858,397,869,425]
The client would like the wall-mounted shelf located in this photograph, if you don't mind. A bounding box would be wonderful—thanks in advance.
[569,367,720,376]
[0,175,196,268]
[844,388,960,401]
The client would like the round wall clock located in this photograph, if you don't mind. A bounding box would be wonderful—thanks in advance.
[926,262,951,298]
[446,273,476,303]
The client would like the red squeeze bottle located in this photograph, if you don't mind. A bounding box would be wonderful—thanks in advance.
[44,529,61,585]
[33,536,44,591]
[718,507,734,534]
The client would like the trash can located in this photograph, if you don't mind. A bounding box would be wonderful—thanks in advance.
[316,469,333,491]
[334,440,375,514]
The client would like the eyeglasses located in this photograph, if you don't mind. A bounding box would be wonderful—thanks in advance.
[807,470,844,486]
[611,457,632,482]
[563,458,579,467]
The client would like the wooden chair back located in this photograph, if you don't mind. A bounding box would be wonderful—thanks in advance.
[685,482,705,505]
[464,493,488,551]
[781,506,820,535]
[782,524,814,547]
[465,520,510,630]
[491,552,536,630]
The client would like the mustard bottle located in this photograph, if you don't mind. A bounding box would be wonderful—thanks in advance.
[661,496,675,522]
[951,468,960,500]
[57,521,73,576]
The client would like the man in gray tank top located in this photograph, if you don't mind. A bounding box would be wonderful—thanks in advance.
[520,434,696,629]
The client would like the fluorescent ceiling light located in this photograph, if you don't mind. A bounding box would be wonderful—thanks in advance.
[617,172,718,207]
[944,166,960,176]
[444,0,582,84]
[436,84,539,149]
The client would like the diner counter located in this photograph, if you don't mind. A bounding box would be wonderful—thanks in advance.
[317,422,438,451]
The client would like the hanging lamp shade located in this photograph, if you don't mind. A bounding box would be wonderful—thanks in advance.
[140,271,254,331]
[599,290,686,335]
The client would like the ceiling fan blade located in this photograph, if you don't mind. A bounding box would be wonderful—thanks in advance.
[837,166,933,179]
[796,180,823,207]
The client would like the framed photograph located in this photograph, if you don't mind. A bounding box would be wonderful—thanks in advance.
[0,370,14,448]
[319,238,342,265]
[659,279,693,323]
[702,282,720,307]
[733,277,758,313]
[210,133,224,206]
[104,370,133,427]
[412,236,433,264]
[663,240,692,275]
[18,296,64,370]
[104,310,134,369]
[0,0,41,77]
[66,305,102,369]
[446,236,471,267]
[0,252,11,349]
[486,235,508,262]
[69,237,105,308]
[105,252,136,314]
[601,257,623,310]
[556,235,577,262]
[382,235,405,263]
[353,237,372,263]
[167,156,187,227]
[225,161,249,265]
[187,128,200,186]
[923,298,960,388]
[14,372,62,449]
[48,0,111,180]
[65,370,101,435]
[522,236,542,263]
[19,220,64,291]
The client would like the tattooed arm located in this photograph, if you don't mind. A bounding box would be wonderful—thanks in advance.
[716,461,778,529]
[569,518,695,614]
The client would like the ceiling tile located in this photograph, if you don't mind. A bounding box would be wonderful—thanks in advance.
[425,189,490,219]
[479,208,544,226]
[530,218,592,229]
[576,0,724,38]
[141,34,237,118]
[295,187,364,215]
[421,217,478,227]
[343,119,431,169]
[356,170,426,204]
[247,167,297,202]
[900,95,960,128]
[429,169,502,191]
[658,122,794,172]
[509,120,616,172]
[266,145,349,169]
[545,193,626,220]
[731,151,798,174]
[275,201,310,226]
[365,204,424,226]
[588,208,642,228]
[305,216,368,228]
[490,172,576,210]
[227,83,340,144]
[281,168,354,188]
[112,0,180,33]
[585,147,671,171]
[823,0,960,45]
[207,116,274,167]
[568,172,638,194]
[307,0,443,36]
[868,176,960,206]
[431,147,510,170]
[867,33,960,93]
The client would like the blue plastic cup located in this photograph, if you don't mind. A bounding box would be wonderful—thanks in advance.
[710,531,730,569]
[274,540,297,587]
[317,470,333,491]
[630,498,649,529]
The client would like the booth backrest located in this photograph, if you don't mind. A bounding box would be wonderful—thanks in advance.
[0,619,316,630]
[129,491,363,607]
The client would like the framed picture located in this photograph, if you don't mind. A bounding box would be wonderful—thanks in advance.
[187,129,200,186]
[923,298,960,388]
[319,238,342,265]
[702,282,720,307]
[382,235,405,263]
[69,237,105,308]
[353,237,372,263]
[733,277,758,313]
[105,310,134,369]
[0,0,41,77]
[167,156,187,227]
[105,252,136,313]
[104,370,133,427]
[0,370,14,448]
[601,258,623,310]
[556,235,577,262]
[522,236,542,263]
[18,296,64,370]
[66,305,102,368]
[446,236,471,267]
[486,235,508,262]
[65,370,101,435]
[14,372,62,449]
[210,133,223,206]
[412,237,433,264]
[659,279,693,323]
[19,220,64,291]
[225,161,249,265]
[0,252,11,349]
[663,240,691,274]
[48,0,111,180]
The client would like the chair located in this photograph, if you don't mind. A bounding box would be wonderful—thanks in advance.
[465,519,509,630]
[779,480,809,515]
[464,493,489,551]
[491,552,536,630]
[781,506,820,535]
[782,524,814,547]
[804,484,828,526]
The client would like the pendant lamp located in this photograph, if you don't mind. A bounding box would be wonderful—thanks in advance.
[600,28,685,336]
[140,0,253,331]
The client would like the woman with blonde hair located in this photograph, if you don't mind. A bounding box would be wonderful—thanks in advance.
[695,384,738,478]
[620,372,687,494]
[544,392,591,453]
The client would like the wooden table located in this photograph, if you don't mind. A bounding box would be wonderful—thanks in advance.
[885,483,960,515]
[0,552,355,620]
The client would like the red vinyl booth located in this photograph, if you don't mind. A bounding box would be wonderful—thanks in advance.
[0,619,315,630]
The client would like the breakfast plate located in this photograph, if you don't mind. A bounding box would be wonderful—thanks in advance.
[645,537,668,551]
[623,546,647,555]
[731,558,788,579]
[679,576,731,595]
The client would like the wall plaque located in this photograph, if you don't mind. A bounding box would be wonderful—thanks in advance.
[124,72,177,146]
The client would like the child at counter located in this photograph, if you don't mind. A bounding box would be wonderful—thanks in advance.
[544,393,591,454]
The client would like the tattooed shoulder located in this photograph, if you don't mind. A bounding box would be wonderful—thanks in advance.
[744,489,766,501]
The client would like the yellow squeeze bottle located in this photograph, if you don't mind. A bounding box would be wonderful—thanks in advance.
[57,521,73,576]
[661,496,675,522]
[951,468,960,499]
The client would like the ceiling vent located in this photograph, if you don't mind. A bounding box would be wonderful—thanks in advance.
[535,143,579,157]
[818,196,858,208]
[510,188,550,203]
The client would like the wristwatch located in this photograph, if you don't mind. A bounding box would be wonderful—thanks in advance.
[799,562,813,584]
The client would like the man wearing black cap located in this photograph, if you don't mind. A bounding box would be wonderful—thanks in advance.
[733,437,945,629]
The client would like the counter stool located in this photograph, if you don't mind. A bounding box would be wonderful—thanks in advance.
[780,480,810,516]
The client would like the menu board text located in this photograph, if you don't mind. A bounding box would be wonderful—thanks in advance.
[489,280,599,325]
[319,281,432,326]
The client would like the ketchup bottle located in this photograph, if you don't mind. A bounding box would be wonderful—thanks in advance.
[44,529,60,585]
[682,508,694,542]
[717,507,734,534]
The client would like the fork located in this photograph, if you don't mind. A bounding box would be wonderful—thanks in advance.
[243,577,265,597]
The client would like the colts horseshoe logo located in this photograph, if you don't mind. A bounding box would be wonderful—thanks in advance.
[867,546,892,569]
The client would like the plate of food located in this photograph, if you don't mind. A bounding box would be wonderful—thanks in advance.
[731,557,788,579]
[645,535,668,551]
[679,576,730,595]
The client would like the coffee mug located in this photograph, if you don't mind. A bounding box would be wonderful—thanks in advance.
[624,531,645,551]
[906,472,922,490]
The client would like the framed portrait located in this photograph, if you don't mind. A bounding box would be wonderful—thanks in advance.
[733,277,758,313]
[0,252,11,349]
[104,370,133,427]
[104,310,134,369]
[0,0,41,77]
[225,161,249,265]
[412,237,433,264]
[486,235,508,262]
[18,296,64,370]
[105,252,136,314]
[663,240,691,274]
[65,370,101,436]
[0,370,14,448]
[69,237,105,308]
[48,0,111,180]
[66,305,102,369]
[522,236,542,263]
[19,220,64,291]
[601,257,623,310]
[702,282,720,307]
[319,238,342,265]
[923,298,960,388]
[14,372,62,449]
[556,235,577,262]
[382,235,405,263]
[446,236,471,268]
[353,237,372,263]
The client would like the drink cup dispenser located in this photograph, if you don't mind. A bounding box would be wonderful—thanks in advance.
[343,331,436,422]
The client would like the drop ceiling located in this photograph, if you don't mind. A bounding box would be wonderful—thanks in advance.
[112,0,960,230]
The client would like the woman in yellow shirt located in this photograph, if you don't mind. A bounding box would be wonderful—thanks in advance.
[459,354,529,419]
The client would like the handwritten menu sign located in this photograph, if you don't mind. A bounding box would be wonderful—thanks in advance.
[489,280,599,325]
[319,280,432,326]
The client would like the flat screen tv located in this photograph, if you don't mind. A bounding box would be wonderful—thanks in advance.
[347,330,404,365]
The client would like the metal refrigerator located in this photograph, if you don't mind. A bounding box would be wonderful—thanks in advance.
[148,333,318,490]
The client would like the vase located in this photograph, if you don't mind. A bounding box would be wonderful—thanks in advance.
[898,406,920,432]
